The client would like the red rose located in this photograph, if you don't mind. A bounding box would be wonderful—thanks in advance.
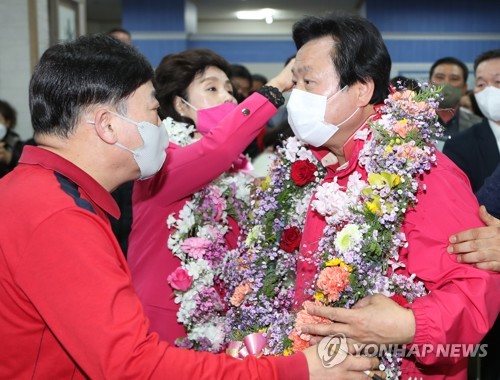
[279,226,302,253]
[390,294,409,307]
[290,160,317,186]
[167,267,193,291]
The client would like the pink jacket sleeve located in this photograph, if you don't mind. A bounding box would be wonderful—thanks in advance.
[402,152,500,367]
[133,92,277,206]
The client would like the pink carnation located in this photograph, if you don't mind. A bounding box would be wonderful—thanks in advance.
[316,266,350,302]
[181,237,211,259]
[208,187,227,221]
[289,301,333,352]
[167,267,193,291]
[229,281,252,307]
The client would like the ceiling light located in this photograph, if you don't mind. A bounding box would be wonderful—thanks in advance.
[236,8,275,21]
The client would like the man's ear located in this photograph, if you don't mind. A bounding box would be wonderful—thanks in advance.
[355,78,375,107]
[93,109,118,144]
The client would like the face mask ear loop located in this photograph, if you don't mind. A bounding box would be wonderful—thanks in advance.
[115,142,138,156]
[326,85,349,102]
[336,107,360,128]
[180,98,198,111]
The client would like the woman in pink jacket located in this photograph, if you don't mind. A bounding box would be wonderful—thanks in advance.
[128,49,292,345]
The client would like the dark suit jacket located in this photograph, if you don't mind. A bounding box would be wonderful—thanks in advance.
[443,119,500,193]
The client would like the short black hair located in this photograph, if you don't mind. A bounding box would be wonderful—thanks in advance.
[292,13,391,105]
[429,57,469,84]
[252,74,268,84]
[29,34,153,138]
[390,76,421,93]
[107,27,131,37]
[0,100,17,129]
[230,64,252,83]
[155,48,232,123]
[474,49,500,73]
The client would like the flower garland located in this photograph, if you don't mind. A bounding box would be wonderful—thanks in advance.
[223,138,326,355]
[224,84,443,376]
[164,117,254,352]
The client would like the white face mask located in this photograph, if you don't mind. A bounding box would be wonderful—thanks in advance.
[286,86,359,147]
[95,112,169,180]
[0,123,7,140]
[475,86,500,122]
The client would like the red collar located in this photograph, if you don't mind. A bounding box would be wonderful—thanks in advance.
[19,146,120,219]
[310,108,382,175]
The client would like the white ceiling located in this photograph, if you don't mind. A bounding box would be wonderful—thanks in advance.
[190,0,364,21]
[86,0,365,26]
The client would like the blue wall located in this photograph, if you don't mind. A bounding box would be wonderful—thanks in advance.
[367,0,500,64]
[123,0,500,68]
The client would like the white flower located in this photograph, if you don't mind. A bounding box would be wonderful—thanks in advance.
[166,213,177,228]
[311,180,353,224]
[188,321,226,352]
[296,147,316,162]
[177,201,196,234]
[162,117,196,146]
[245,225,263,247]
[334,224,363,253]
[185,259,214,288]
[284,137,301,162]
[346,172,367,197]
[289,191,314,226]
[176,288,198,323]
[354,128,370,141]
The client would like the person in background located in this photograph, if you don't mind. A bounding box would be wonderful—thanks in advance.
[429,56,482,138]
[459,89,484,119]
[229,64,253,102]
[443,49,500,193]
[0,100,24,178]
[229,64,263,158]
[106,28,133,253]
[389,75,420,92]
[251,73,268,94]
[0,33,383,380]
[107,27,132,45]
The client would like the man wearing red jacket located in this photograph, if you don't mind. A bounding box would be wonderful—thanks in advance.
[0,34,380,379]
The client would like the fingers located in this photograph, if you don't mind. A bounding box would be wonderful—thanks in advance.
[352,294,375,309]
[364,371,387,380]
[479,205,500,227]
[301,321,351,337]
[448,226,499,251]
[341,354,380,371]
[474,260,500,272]
[306,305,353,324]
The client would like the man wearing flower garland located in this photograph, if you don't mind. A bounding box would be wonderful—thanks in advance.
[0,34,382,379]
[284,13,500,379]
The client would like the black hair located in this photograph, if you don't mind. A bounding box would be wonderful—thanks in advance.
[107,27,131,38]
[429,57,469,84]
[252,74,268,85]
[230,64,252,83]
[29,34,153,138]
[155,48,232,123]
[474,49,500,72]
[390,75,421,93]
[0,100,17,129]
[292,12,391,104]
